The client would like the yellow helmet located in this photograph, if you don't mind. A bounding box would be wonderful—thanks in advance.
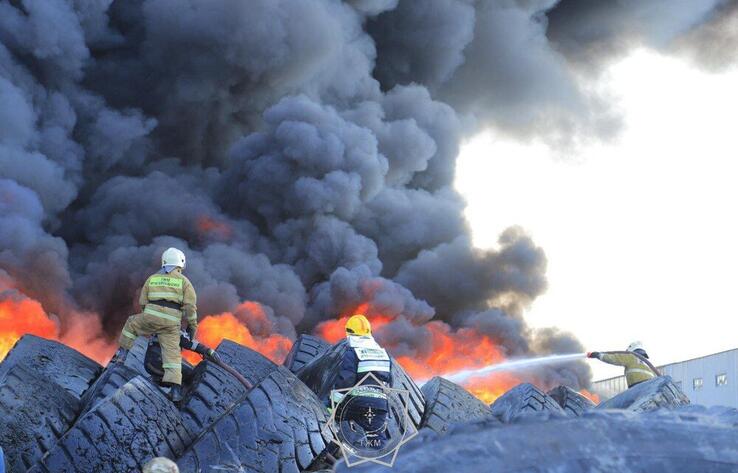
[345,314,371,336]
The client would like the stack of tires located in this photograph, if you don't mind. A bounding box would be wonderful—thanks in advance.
[334,377,738,473]
[0,335,333,473]
[3,333,737,473]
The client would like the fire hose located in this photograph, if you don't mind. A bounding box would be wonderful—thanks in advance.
[180,331,253,390]
[209,356,253,390]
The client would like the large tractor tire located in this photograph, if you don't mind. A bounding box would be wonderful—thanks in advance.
[78,363,139,417]
[29,376,192,473]
[0,335,101,400]
[391,362,425,430]
[336,410,738,473]
[490,383,565,423]
[420,377,494,434]
[122,336,149,378]
[214,339,278,387]
[180,359,249,436]
[597,376,689,412]
[176,366,331,473]
[547,385,596,417]
[142,337,197,385]
[284,334,331,374]
[0,365,80,472]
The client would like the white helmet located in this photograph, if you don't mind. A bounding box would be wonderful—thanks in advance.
[161,247,186,269]
[627,341,645,353]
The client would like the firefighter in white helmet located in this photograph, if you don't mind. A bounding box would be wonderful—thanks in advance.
[588,341,656,388]
[111,247,198,402]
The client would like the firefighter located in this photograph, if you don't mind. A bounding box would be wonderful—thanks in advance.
[330,314,393,450]
[588,341,657,388]
[111,247,198,402]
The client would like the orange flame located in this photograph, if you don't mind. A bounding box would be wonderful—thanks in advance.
[0,286,589,406]
[315,306,393,344]
[0,289,113,365]
[0,294,58,360]
[184,302,291,365]
[579,389,601,404]
[315,306,523,404]
[196,215,233,240]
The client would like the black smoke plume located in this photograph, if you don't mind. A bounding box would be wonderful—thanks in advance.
[1,0,734,390]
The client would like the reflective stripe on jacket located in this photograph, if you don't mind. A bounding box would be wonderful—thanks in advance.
[598,352,656,387]
[331,385,388,404]
[329,336,392,408]
[349,335,391,375]
[139,268,198,328]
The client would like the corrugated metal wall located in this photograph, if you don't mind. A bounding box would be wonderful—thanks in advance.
[593,349,738,408]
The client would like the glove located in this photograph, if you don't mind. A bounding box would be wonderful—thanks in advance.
[587,352,601,359]
[186,325,197,340]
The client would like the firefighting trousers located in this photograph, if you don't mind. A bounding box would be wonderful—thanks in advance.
[119,312,182,385]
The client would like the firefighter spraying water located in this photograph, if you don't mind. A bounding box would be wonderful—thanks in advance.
[587,341,660,387]
[418,341,659,391]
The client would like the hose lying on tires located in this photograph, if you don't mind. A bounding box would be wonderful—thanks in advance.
[214,339,278,387]
[141,334,256,392]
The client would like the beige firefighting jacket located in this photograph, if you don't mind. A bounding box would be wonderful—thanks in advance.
[140,268,198,330]
[598,352,656,387]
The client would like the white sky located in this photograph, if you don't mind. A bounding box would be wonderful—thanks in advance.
[456,49,738,381]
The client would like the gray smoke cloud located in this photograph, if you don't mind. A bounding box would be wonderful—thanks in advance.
[673,1,738,71]
[1,0,734,391]
[370,0,736,147]
[546,0,733,65]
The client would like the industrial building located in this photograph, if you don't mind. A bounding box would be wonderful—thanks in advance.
[593,348,738,408]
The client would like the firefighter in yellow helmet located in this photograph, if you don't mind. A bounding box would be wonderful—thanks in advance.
[111,247,198,402]
[588,341,657,388]
[345,313,372,337]
[330,314,393,449]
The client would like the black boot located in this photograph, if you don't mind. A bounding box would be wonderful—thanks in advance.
[169,384,183,403]
[110,347,128,364]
